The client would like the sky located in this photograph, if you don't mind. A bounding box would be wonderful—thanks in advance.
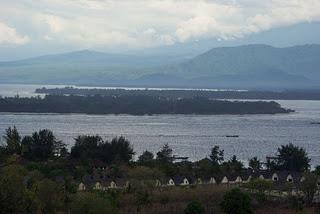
[0,0,320,60]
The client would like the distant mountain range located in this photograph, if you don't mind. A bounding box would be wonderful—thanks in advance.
[0,44,319,89]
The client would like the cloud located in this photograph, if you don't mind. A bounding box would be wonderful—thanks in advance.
[0,21,29,45]
[0,0,319,48]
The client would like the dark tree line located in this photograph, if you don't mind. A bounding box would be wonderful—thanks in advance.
[0,94,292,115]
[1,126,66,161]
[0,127,312,173]
[0,127,134,164]
[70,135,134,164]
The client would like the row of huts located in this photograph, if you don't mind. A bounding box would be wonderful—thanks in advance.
[78,170,319,191]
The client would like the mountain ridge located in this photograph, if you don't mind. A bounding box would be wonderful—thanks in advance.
[0,44,320,89]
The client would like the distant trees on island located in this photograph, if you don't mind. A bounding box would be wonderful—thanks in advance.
[1,126,319,213]
[0,94,293,115]
[36,86,320,100]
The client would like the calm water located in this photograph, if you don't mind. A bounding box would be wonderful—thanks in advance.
[0,84,320,165]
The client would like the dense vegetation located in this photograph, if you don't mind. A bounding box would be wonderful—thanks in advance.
[0,126,319,213]
[36,87,320,100]
[0,94,292,115]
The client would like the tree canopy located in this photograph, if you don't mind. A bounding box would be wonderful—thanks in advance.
[276,143,310,172]
[209,146,224,165]
[70,135,134,164]
[156,144,174,163]
[221,188,253,214]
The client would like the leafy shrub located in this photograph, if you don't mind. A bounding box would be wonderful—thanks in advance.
[220,188,253,214]
[184,201,205,214]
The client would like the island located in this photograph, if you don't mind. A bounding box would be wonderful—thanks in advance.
[0,94,293,115]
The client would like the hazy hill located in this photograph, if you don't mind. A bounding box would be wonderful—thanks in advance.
[0,50,185,84]
[0,44,319,89]
[151,44,320,89]
[162,44,320,78]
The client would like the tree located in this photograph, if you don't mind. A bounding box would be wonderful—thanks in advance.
[314,165,320,176]
[220,188,253,214]
[276,144,310,172]
[248,157,261,171]
[246,178,272,202]
[209,146,224,165]
[223,155,243,173]
[184,201,205,214]
[156,144,174,163]
[21,136,33,158]
[30,129,64,161]
[71,135,103,161]
[300,173,318,205]
[34,179,65,214]
[134,190,152,212]
[3,126,21,154]
[71,135,134,164]
[0,165,31,214]
[110,136,135,163]
[138,150,154,164]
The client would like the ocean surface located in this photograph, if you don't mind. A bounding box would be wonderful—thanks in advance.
[0,84,320,166]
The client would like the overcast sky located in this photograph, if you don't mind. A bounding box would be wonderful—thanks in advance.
[0,0,320,59]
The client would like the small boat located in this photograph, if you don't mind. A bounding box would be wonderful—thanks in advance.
[226,135,239,138]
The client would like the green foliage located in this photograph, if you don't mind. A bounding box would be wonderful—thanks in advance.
[276,143,310,172]
[156,144,174,163]
[195,158,217,177]
[110,136,135,163]
[71,135,103,161]
[222,155,244,173]
[138,150,154,164]
[300,173,318,205]
[71,135,134,164]
[2,128,67,161]
[184,201,205,214]
[314,165,320,176]
[248,157,261,171]
[209,146,224,165]
[0,165,31,214]
[134,190,152,208]
[70,192,117,214]
[247,179,272,193]
[33,179,65,214]
[246,178,272,203]
[0,95,291,115]
[221,188,253,214]
[128,166,164,180]
[3,126,21,154]
[288,195,304,211]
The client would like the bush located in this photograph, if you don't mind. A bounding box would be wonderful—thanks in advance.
[70,192,117,214]
[184,201,205,214]
[220,188,253,214]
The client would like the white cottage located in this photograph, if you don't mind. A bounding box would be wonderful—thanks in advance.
[78,182,86,191]
[94,182,102,190]
[109,181,117,189]
[286,174,294,183]
[221,176,229,184]
[181,177,189,186]
[272,173,279,181]
[167,178,175,186]
[209,177,217,184]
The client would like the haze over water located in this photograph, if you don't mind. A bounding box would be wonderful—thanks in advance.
[0,84,319,166]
